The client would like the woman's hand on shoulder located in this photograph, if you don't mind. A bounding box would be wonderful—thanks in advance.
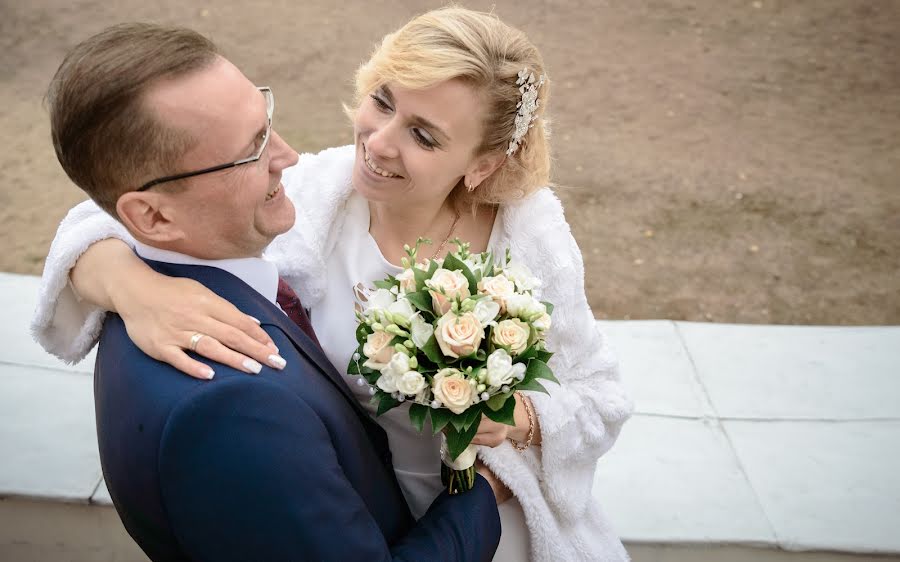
[116,273,286,380]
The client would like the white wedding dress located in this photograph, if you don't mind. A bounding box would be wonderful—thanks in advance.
[310,192,529,560]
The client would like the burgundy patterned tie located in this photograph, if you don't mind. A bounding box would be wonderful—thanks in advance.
[276,278,320,346]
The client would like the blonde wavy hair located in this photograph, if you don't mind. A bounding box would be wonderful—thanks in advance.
[351,6,551,208]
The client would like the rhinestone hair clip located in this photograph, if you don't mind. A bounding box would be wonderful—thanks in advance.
[506,68,546,156]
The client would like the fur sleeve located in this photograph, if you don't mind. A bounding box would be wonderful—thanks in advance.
[513,190,634,521]
[263,145,355,308]
[30,199,134,364]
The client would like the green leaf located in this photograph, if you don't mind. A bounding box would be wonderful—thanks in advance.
[347,358,361,376]
[486,391,513,411]
[534,349,554,364]
[483,394,517,426]
[451,405,483,432]
[444,419,480,460]
[541,301,554,315]
[376,394,401,416]
[427,258,439,277]
[409,403,429,433]
[430,407,453,435]
[405,290,433,314]
[355,323,371,345]
[514,378,548,394]
[441,252,478,294]
[526,358,559,385]
[420,335,445,366]
[374,279,395,290]
[528,324,540,348]
[413,266,430,292]
[450,411,468,432]
[517,345,539,363]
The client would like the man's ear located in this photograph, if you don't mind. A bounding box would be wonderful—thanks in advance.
[115,191,184,243]
[464,151,506,191]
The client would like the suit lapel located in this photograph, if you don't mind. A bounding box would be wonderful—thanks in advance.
[262,304,373,422]
[143,260,373,423]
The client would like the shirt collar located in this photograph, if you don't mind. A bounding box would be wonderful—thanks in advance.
[133,241,279,305]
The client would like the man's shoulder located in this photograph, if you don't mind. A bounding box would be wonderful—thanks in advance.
[96,319,324,444]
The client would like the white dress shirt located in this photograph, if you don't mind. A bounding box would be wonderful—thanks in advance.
[133,241,280,306]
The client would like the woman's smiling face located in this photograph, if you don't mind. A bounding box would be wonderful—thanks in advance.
[351,79,490,208]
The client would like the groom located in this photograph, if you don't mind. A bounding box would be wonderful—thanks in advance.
[46,24,501,561]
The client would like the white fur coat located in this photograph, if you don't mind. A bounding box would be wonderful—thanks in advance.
[31,145,633,561]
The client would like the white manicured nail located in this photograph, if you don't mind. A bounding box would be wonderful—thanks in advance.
[204,368,215,380]
[249,316,261,324]
[242,358,263,374]
[268,355,287,369]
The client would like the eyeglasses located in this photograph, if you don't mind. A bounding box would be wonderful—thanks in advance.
[136,87,274,191]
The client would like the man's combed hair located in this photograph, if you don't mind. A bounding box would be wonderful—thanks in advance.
[352,6,552,208]
[46,23,219,218]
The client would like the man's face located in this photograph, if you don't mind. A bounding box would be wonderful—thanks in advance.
[146,57,298,259]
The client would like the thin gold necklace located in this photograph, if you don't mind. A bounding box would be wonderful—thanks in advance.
[428,208,462,260]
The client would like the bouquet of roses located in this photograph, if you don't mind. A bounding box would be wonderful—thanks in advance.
[347,238,558,494]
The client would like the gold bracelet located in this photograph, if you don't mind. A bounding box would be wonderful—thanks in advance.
[508,392,535,452]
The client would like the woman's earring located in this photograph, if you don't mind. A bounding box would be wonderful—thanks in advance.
[466,180,476,193]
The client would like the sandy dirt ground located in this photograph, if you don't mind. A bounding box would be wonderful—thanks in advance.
[1,0,897,325]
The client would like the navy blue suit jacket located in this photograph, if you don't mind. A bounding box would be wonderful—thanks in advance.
[94,259,500,561]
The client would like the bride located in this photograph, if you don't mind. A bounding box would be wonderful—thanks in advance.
[33,7,632,561]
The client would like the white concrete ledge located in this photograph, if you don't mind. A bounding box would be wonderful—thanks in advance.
[599,319,900,557]
[2,273,899,561]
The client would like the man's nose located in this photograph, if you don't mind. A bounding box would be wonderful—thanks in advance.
[268,131,299,171]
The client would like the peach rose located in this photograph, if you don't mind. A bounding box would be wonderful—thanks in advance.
[395,268,417,294]
[477,274,516,313]
[362,331,394,369]
[432,368,475,415]
[492,318,530,356]
[435,312,484,359]
[426,268,471,315]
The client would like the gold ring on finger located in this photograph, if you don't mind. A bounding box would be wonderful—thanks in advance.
[189,332,206,352]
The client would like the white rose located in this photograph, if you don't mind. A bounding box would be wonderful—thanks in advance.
[492,318,530,355]
[485,348,527,388]
[362,331,394,369]
[380,352,411,380]
[462,254,486,276]
[425,268,471,315]
[395,268,417,294]
[364,288,396,315]
[477,274,516,313]
[503,261,541,292]
[432,368,474,415]
[396,371,427,396]
[533,312,552,331]
[409,313,434,349]
[505,294,546,321]
[387,297,417,327]
[435,312,484,358]
[376,371,398,393]
[472,299,500,327]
